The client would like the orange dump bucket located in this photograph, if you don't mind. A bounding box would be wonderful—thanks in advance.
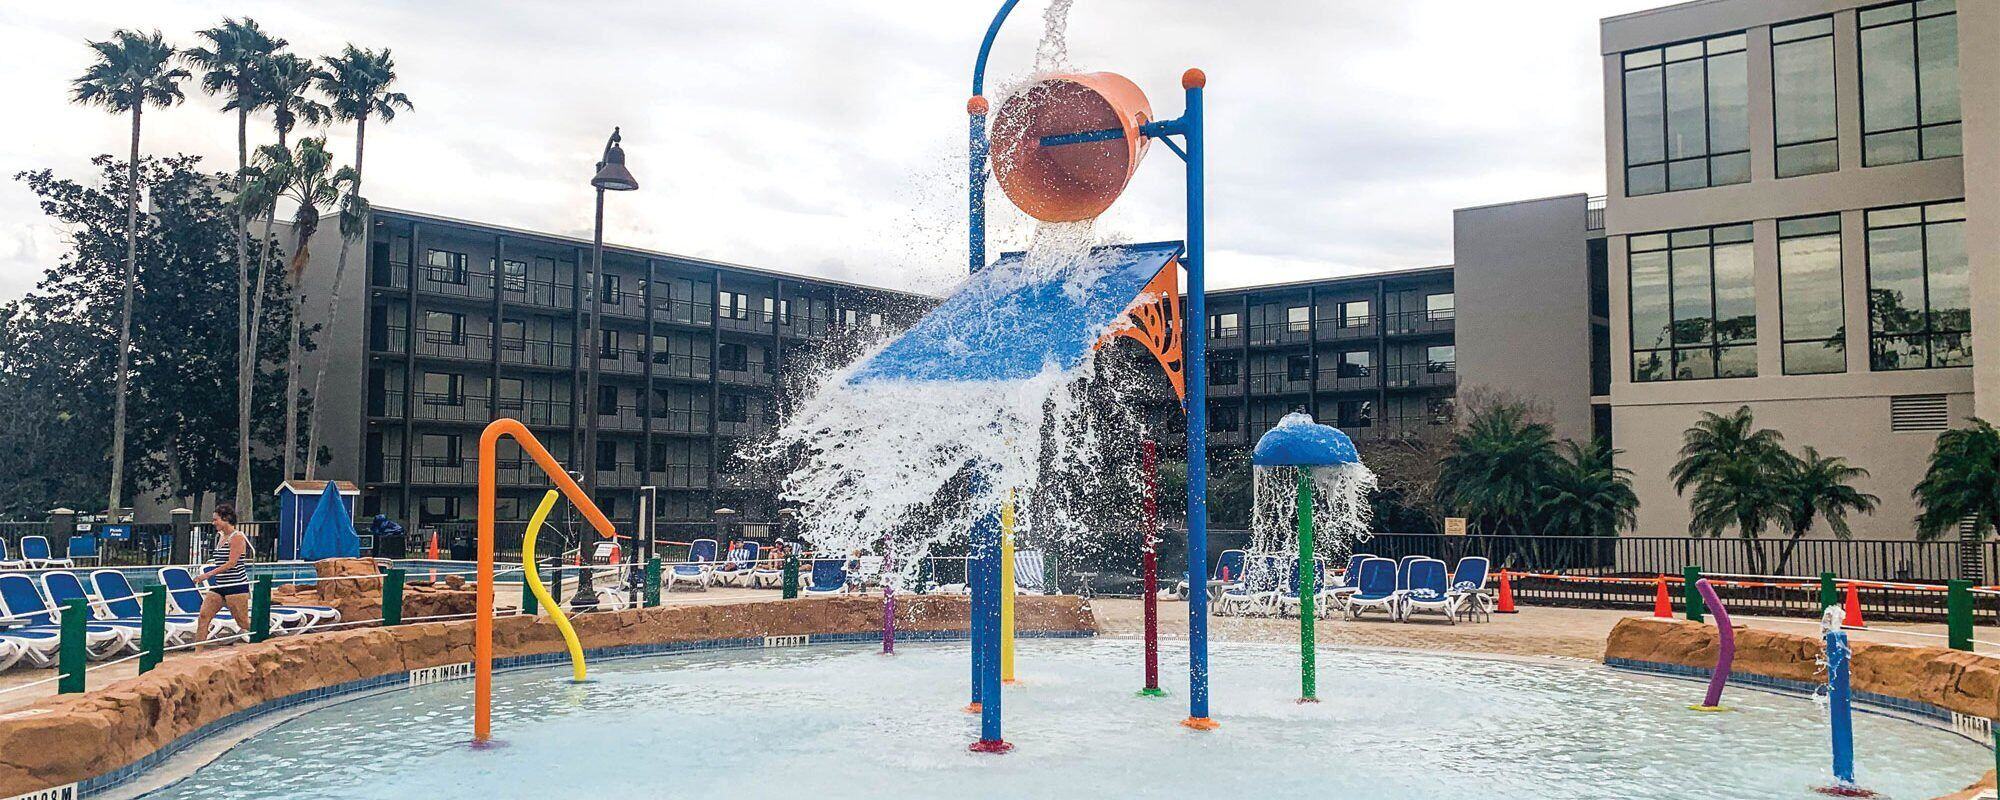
[991,72,1152,223]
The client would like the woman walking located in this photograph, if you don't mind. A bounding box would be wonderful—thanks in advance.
[193,503,254,642]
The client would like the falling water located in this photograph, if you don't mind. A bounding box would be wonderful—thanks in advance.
[1033,0,1079,73]
[1248,463,1378,564]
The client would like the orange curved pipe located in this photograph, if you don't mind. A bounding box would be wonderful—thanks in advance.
[475,418,618,743]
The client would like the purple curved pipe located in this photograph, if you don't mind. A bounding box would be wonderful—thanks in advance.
[1696,578,1733,708]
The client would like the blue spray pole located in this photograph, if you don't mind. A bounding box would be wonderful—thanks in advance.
[1825,626,1858,789]
[1179,69,1215,731]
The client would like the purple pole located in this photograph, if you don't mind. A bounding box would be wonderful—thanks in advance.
[1692,578,1733,711]
[882,532,896,654]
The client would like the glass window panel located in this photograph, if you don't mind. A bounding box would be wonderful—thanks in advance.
[1778,214,1841,238]
[1777,141,1839,178]
[1707,33,1746,54]
[1925,220,1968,330]
[1861,4,1913,26]
[1671,247,1713,345]
[1712,243,1756,343]
[1668,159,1708,191]
[1868,206,1923,227]
[1785,341,1846,375]
[1917,15,1960,124]
[1774,18,1834,43]
[1872,334,1926,370]
[1926,201,1966,222]
[1780,231,1845,342]
[1714,224,1753,244]
[1664,60,1708,159]
[1932,333,1972,367]
[1861,23,1918,131]
[1865,130,1921,165]
[1710,153,1750,186]
[1627,165,1665,196]
[1717,345,1757,378]
[1624,66,1665,166]
[1673,348,1717,380]
[1773,34,1836,146]
[1634,351,1668,383]
[1706,51,1748,153]
[1665,42,1705,62]
[1868,226,1926,334]
[1625,49,1662,69]
[1670,229,1711,247]
[1629,250,1673,350]
[1916,0,1955,17]
[1630,234,1670,251]
[1921,123,1961,158]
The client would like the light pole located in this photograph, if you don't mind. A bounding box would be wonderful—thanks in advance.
[577,130,639,612]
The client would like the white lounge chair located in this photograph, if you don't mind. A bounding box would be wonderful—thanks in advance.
[665,539,718,592]
[0,573,130,659]
[1215,554,1283,616]
[1400,558,1455,624]
[90,570,202,644]
[711,541,761,587]
[1344,557,1401,620]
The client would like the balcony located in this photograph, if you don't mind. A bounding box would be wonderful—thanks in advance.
[1586,195,1606,231]
[716,310,765,334]
[595,346,648,377]
[1247,371,1312,395]
[1246,322,1312,348]
[650,353,713,382]
[717,364,776,387]
[779,316,834,339]
[715,418,770,439]
[1206,325,1243,348]
[591,288,650,320]
[1316,367,1377,393]
[500,274,576,311]
[1207,378,1244,398]
[375,390,496,424]
[496,336,574,370]
[645,409,710,436]
[596,406,648,433]
[1316,317,1377,342]
[1384,361,1456,390]
[494,397,571,428]
[416,264,499,303]
[646,465,711,490]
[596,468,646,489]
[1384,309,1454,337]
[654,298,714,327]
[1208,425,1248,445]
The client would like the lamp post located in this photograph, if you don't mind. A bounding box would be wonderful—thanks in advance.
[574,129,638,613]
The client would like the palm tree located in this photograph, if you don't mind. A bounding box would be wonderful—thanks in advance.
[249,52,328,482]
[1437,403,1560,541]
[1913,419,2000,544]
[183,17,282,509]
[304,45,410,479]
[70,29,188,520]
[1537,439,1639,539]
[1771,447,1878,575]
[1671,406,1789,574]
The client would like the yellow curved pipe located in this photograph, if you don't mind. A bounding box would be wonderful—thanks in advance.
[522,490,586,682]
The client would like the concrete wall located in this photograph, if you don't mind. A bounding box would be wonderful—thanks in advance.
[1960,1,2000,422]
[1453,194,1596,444]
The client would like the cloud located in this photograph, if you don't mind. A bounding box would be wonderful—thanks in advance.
[0,0,1659,302]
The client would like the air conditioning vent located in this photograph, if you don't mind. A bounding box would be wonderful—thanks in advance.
[1890,394,1949,432]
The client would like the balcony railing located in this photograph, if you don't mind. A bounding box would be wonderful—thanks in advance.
[1316,317,1377,342]
[1315,367,1376,392]
[1384,309,1454,336]
[715,418,770,439]
[1207,378,1244,398]
[644,409,710,435]
[717,364,776,386]
[1247,371,1312,395]
[650,353,713,381]
[1586,195,1606,230]
[1207,325,1243,345]
[716,311,764,333]
[501,274,576,311]
[778,316,835,339]
[494,397,571,428]
[411,392,494,423]
[1209,425,1248,445]
[644,465,710,490]
[1384,361,1456,389]
[1246,322,1313,347]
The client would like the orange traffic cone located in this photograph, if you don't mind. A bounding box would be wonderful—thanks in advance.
[1653,576,1673,618]
[1842,582,1867,628]
[1496,571,1518,614]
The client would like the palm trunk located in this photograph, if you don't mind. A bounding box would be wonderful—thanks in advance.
[243,129,288,507]
[305,115,366,481]
[108,105,141,520]
[283,293,301,480]
[1737,515,1765,575]
[1776,527,1806,577]
[234,98,253,508]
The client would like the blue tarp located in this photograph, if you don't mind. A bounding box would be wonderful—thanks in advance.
[299,480,361,561]
[850,241,1182,384]
[1252,412,1360,467]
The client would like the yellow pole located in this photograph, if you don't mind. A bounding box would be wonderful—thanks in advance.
[1001,488,1017,684]
[522,490,587,682]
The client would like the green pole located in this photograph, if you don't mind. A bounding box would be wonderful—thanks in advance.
[1296,469,1317,703]
[138,587,166,674]
[1819,572,1839,613]
[521,567,539,615]
[645,557,662,607]
[383,568,406,626]
[782,551,800,599]
[1948,579,1974,652]
[1683,565,1705,623]
[550,560,563,604]
[250,574,273,643]
[58,598,87,694]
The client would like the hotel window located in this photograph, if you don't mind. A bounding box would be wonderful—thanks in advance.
[1772,17,1839,177]
[1338,300,1370,328]
[419,434,462,467]
[1623,32,1749,195]
[596,440,618,471]
[499,319,526,352]
[1338,350,1371,378]
[1209,404,1239,432]
[424,249,468,284]
[1629,224,1756,382]
[719,342,749,372]
[422,310,464,345]
[493,259,527,292]
[762,297,790,324]
[719,292,751,320]
[869,312,883,328]
[421,372,463,405]
[1867,201,1970,370]
[1210,357,1238,385]
[495,378,524,411]
[1337,400,1373,429]
[1426,345,1456,371]
[718,393,748,423]
[1424,292,1454,320]
[598,329,619,359]
[1285,306,1310,333]
[1286,355,1312,382]
[1778,215,1847,375]
[1209,312,1239,338]
[596,273,621,304]
[597,385,618,416]
[1861,0,1959,165]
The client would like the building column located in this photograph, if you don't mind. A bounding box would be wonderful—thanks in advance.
[1959,0,2000,420]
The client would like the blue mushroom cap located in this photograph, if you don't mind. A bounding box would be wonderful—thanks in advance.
[1252,412,1360,467]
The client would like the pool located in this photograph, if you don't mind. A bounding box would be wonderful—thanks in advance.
[140,639,1984,799]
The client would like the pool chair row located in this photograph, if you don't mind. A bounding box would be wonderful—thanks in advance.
[1337,555,1493,624]
[0,568,342,671]
[1208,553,1344,618]
[928,549,1055,597]
[662,539,791,592]
[0,536,88,570]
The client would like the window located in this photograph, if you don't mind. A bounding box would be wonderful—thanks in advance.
[596,441,618,471]
[1210,358,1238,385]
[1860,0,1960,165]
[422,310,464,345]
[597,384,618,415]
[495,378,524,411]
[419,433,462,466]
[500,319,526,351]
[868,312,883,328]
[762,297,790,324]
[1629,224,1756,382]
[719,292,752,320]
[719,342,749,372]
[419,495,459,522]
[1424,293,1455,320]
[495,259,527,292]
[718,393,748,423]
[424,249,468,284]
[1867,200,1970,370]
[1771,17,1839,177]
[1209,404,1239,432]
[1623,32,1749,195]
[1338,350,1372,378]
[1285,306,1310,333]
[1209,312,1240,338]
[839,308,860,327]
[1338,300,1370,328]
[1426,345,1456,371]
[596,273,621,304]
[1337,400,1373,429]
[1285,355,1312,382]
[1778,215,1847,374]
[421,372,463,405]
[598,329,619,359]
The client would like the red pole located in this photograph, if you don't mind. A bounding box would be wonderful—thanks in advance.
[1139,440,1164,697]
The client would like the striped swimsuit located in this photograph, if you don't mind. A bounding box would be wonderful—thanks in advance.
[206,530,252,595]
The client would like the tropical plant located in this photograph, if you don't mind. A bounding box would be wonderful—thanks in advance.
[305,45,410,478]
[1537,439,1638,539]
[1437,402,1560,539]
[244,52,329,481]
[1913,419,2000,543]
[183,16,282,510]
[1770,447,1877,574]
[246,138,350,480]
[69,29,189,518]
[1671,406,1789,574]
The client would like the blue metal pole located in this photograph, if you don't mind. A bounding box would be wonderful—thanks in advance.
[970,499,1010,752]
[1179,69,1216,731]
[1826,629,1857,787]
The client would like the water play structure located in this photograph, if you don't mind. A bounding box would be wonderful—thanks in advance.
[1249,413,1372,703]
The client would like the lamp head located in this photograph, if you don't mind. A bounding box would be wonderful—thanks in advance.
[591,127,639,191]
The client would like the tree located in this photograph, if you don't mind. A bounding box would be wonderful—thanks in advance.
[245,137,346,481]
[306,45,410,477]
[1913,419,2000,544]
[184,16,282,516]
[247,52,328,482]
[1772,447,1877,575]
[1437,402,1560,539]
[1537,439,1638,538]
[1671,406,1789,574]
[70,29,189,519]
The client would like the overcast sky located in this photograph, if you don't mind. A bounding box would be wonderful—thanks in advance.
[0,1,1660,302]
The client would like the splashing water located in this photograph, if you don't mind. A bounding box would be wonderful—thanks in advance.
[1249,463,1378,565]
[1033,0,1079,73]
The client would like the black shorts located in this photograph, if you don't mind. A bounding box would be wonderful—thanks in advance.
[210,582,250,598]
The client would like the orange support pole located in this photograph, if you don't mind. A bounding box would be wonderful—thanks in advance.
[475,418,620,744]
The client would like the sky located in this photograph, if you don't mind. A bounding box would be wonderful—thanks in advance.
[0,1,1663,302]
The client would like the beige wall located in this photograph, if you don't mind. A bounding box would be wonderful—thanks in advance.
[1453,194,1596,444]
[1960,1,2000,421]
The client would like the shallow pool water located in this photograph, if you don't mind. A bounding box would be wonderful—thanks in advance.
[142,639,1984,799]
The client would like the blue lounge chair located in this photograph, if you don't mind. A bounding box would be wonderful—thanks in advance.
[1395,555,1423,594]
[749,543,788,589]
[1216,554,1283,616]
[803,558,848,595]
[90,569,204,643]
[1325,552,1373,613]
[1401,558,1454,624]
[0,573,129,659]
[1448,556,1492,622]
[667,538,719,592]
[20,536,70,569]
[0,540,22,570]
[158,566,311,633]
[1177,548,1246,600]
[66,535,100,567]
[42,571,195,646]
[1276,558,1331,618]
[1344,557,1401,620]
[711,541,761,587]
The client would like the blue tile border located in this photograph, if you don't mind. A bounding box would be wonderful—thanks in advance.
[1605,657,1966,728]
[74,627,1094,798]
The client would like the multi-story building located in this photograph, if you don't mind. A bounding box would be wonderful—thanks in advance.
[1599,0,2000,537]
[301,207,930,532]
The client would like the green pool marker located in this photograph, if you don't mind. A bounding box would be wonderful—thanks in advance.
[1296,469,1318,703]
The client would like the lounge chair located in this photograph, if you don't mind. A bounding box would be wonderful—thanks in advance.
[0,573,130,659]
[20,536,71,569]
[90,570,204,643]
[1448,556,1492,622]
[158,567,311,633]
[850,556,884,589]
[66,535,101,567]
[164,565,340,631]
[154,567,243,636]
[748,545,788,589]
[1215,554,1283,616]
[1344,557,1401,620]
[1014,548,1049,595]
[1276,558,1332,618]
[1400,558,1455,624]
[1325,553,1373,614]
[0,540,22,570]
[666,539,718,592]
[1178,548,1246,600]
[803,558,849,595]
[710,541,761,587]
[43,571,196,646]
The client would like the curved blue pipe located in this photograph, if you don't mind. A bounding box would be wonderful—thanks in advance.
[972,0,1024,96]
